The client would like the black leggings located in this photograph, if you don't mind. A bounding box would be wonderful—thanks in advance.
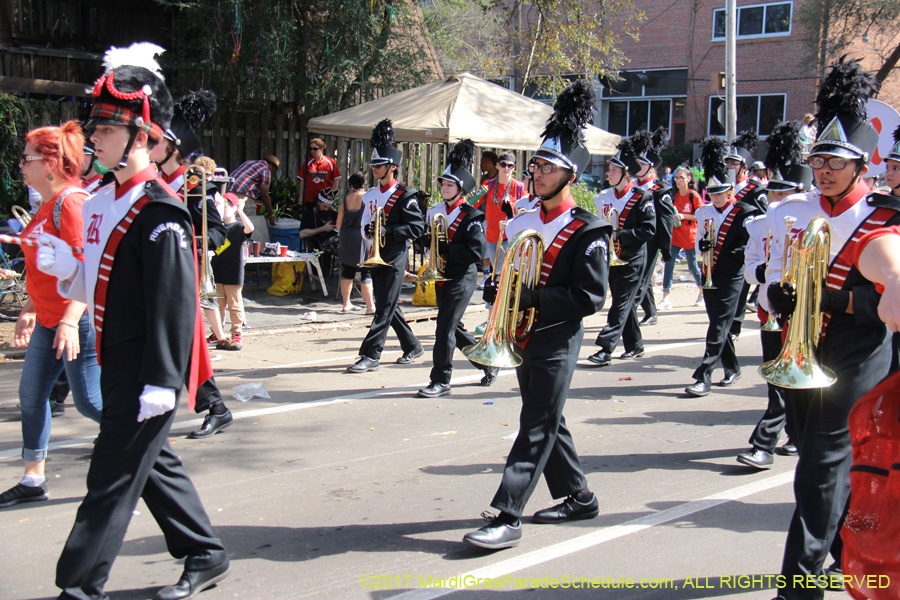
[341,264,373,284]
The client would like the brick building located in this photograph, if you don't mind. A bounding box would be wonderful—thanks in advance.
[597,0,820,152]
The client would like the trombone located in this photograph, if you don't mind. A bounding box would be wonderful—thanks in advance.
[463,229,544,368]
[11,206,31,229]
[701,219,716,290]
[758,217,836,389]
[184,164,218,299]
[601,205,628,266]
[417,213,449,283]
[360,206,390,268]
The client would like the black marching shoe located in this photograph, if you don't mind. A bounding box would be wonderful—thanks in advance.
[619,347,645,359]
[50,400,65,418]
[824,561,845,591]
[463,516,522,550]
[775,442,798,456]
[532,494,600,524]
[685,381,711,397]
[346,356,380,373]
[480,367,499,387]
[587,350,612,367]
[155,559,230,600]
[396,345,425,364]
[0,482,49,508]
[639,315,658,326]
[736,448,774,469]
[718,372,741,387]
[189,410,233,439]
[417,382,451,398]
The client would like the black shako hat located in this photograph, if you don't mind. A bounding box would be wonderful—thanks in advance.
[725,129,758,165]
[369,119,403,166]
[811,56,879,162]
[701,136,736,194]
[165,89,217,159]
[634,126,669,169]
[764,121,813,192]
[533,79,596,177]
[607,135,640,174]
[437,139,477,195]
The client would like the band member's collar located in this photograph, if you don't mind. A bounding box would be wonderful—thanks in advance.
[379,178,398,194]
[820,180,869,217]
[636,175,653,187]
[82,172,102,187]
[541,196,576,223]
[614,181,633,199]
[714,198,736,213]
[736,174,749,184]
[116,165,158,200]
[445,197,464,213]
[164,163,187,185]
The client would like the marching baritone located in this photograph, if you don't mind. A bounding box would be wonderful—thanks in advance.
[417,140,496,397]
[684,136,759,397]
[36,43,229,600]
[764,58,900,600]
[464,80,610,550]
[347,119,426,373]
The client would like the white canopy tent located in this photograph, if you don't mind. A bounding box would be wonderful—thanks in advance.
[308,73,620,155]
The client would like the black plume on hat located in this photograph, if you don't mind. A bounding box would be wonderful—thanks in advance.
[438,138,477,195]
[166,89,217,158]
[629,130,652,163]
[371,119,395,148]
[888,124,900,162]
[534,79,596,175]
[733,129,758,152]
[644,126,669,167]
[814,56,879,129]
[701,136,733,193]
[764,122,801,173]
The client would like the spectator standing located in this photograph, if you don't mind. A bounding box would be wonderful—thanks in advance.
[298,137,340,212]
[799,113,816,153]
[213,193,254,350]
[336,172,376,313]
[479,151,499,184]
[230,155,279,225]
[660,166,704,309]
[470,151,524,286]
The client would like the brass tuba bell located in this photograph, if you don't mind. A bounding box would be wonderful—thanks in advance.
[417,213,449,283]
[759,217,836,389]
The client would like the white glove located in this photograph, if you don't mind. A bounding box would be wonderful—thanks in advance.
[137,385,177,422]
[37,234,78,281]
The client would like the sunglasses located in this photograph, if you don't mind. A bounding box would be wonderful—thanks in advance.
[498,161,515,169]
[309,146,322,151]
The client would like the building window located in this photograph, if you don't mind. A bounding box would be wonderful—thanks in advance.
[708,94,785,137]
[712,2,792,40]
[601,69,688,98]
[608,99,672,137]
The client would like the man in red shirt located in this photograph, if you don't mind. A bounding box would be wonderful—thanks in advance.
[298,137,341,210]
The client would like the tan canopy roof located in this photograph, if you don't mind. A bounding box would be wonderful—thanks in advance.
[308,73,620,155]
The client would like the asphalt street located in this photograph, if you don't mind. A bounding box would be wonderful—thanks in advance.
[0,288,816,600]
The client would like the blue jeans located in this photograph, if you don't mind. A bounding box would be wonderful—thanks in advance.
[663,244,702,293]
[20,312,101,461]
[486,240,507,269]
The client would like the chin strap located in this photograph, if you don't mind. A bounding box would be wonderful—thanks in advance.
[611,168,628,189]
[111,127,139,172]
[540,170,574,203]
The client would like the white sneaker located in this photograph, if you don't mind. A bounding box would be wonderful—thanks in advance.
[695,293,705,307]
[657,299,672,310]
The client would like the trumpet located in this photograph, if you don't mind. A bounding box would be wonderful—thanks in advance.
[759,217,836,389]
[184,165,218,299]
[417,213,449,283]
[463,229,544,368]
[701,219,716,290]
[601,205,628,266]
[360,206,390,268]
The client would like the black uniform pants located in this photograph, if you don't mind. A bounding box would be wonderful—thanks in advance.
[491,323,588,517]
[637,246,659,320]
[430,269,480,385]
[748,328,792,451]
[193,377,223,414]
[56,340,226,600]
[358,257,420,360]
[730,281,750,338]
[692,278,742,384]
[596,258,644,353]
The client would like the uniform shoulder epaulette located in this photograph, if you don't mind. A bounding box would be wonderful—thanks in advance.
[143,179,190,213]
[572,206,598,223]
[868,192,900,211]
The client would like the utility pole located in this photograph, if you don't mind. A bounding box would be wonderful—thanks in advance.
[725,0,737,141]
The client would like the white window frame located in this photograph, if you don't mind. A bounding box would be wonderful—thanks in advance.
[602,67,690,99]
[607,98,674,138]
[707,93,786,137]
[711,1,793,41]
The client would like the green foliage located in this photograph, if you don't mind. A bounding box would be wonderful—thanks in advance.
[0,94,40,215]
[269,177,300,219]
[660,143,693,171]
[421,0,506,77]
[570,182,597,214]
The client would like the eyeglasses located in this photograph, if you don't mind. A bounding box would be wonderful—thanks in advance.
[498,161,516,169]
[527,161,563,175]
[808,156,850,170]
[725,159,743,168]
[19,154,44,166]
[368,163,388,170]
[309,146,322,151]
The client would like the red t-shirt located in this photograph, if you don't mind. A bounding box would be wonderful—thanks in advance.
[21,187,87,328]
[473,178,524,243]
[671,190,704,250]
[298,157,341,205]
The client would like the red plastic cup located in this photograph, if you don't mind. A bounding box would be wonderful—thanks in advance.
[252,241,261,257]
[280,246,288,257]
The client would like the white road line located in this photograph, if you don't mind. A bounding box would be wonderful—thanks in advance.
[0,337,710,461]
[394,471,795,600]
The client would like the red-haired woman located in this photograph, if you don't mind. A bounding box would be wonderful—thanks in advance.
[0,121,102,509]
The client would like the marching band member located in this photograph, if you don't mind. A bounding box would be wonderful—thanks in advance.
[587,137,655,367]
[683,137,759,397]
[417,140,495,397]
[765,58,900,600]
[37,43,229,600]
[151,90,236,439]
[347,120,426,373]
[464,80,610,549]
[735,121,812,469]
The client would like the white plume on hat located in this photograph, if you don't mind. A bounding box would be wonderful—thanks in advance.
[101,42,166,80]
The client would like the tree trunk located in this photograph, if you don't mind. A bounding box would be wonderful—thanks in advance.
[875,42,900,86]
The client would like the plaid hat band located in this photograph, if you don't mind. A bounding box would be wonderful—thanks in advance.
[88,103,165,142]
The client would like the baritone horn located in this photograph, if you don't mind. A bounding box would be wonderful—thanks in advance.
[417,213,449,283]
[759,217,836,389]
[601,205,628,266]
[701,219,716,290]
[359,206,390,268]
[184,165,218,299]
[463,229,544,368]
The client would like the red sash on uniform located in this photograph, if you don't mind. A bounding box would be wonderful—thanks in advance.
[700,203,740,277]
[382,187,406,218]
[820,207,896,338]
[735,181,758,202]
[435,210,468,288]
[514,218,587,347]
[614,190,642,257]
